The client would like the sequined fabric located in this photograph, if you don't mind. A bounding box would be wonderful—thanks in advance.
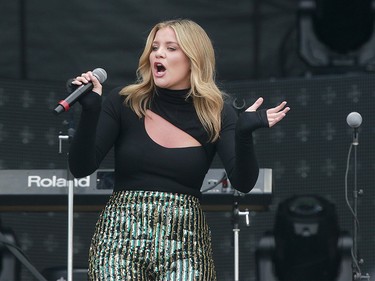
[88,190,217,280]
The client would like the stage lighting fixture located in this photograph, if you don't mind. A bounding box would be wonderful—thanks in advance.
[273,195,341,281]
[298,0,375,70]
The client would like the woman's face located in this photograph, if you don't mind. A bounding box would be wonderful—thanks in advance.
[149,27,191,90]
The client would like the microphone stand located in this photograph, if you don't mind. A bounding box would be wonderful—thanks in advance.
[232,195,250,281]
[347,129,370,281]
[58,124,75,281]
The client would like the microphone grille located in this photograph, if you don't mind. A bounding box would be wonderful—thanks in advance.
[346,112,362,128]
[92,68,108,83]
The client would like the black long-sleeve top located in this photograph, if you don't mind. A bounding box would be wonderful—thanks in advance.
[69,87,268,198]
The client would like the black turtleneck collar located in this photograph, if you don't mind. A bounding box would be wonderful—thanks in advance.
[150,87,209,144]
[154,87,192,104]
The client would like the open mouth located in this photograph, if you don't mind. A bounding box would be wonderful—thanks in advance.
[155,62,166,74]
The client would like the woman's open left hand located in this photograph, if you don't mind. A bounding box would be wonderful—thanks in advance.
[245,97,290,127]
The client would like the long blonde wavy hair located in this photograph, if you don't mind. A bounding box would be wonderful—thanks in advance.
[120,19,224,142]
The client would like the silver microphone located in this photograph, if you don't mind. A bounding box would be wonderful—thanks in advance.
[346,112,362,145]
[346,112,362,128]
[53,68,107,115]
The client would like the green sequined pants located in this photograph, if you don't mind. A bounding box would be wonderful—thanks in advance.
[88,190,217,280]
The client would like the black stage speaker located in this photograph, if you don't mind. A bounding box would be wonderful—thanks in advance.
[42,267,88,281]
